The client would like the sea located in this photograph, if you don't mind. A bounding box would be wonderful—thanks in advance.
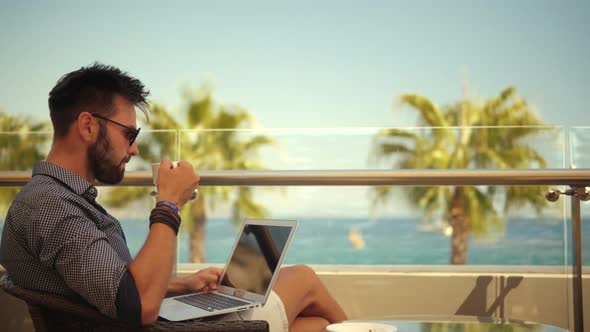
[1,217,587,266]
[117,216,589,266]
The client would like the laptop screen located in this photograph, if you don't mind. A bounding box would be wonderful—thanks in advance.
[220,224,292,296]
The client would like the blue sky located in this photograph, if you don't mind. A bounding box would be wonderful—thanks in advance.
[1,0,588,128]
[1,1,587,218]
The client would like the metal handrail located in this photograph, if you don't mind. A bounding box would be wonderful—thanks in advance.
[0,169,589,187]
[0,168,587,332]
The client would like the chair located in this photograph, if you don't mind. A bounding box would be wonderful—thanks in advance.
[0,275,269,332]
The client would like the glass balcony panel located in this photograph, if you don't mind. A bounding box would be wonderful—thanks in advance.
[0,131,53,242]
[127,129,179,171]
[0,127,575,268]
[568,126,589,268]
[0,128,578,329]
[173,126,567,265]
[0,131,52,171]
[178,127,564,171]
[173,185,569,267]
[570,126,590,168]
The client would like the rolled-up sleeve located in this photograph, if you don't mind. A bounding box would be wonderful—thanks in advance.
[116,270,142,325]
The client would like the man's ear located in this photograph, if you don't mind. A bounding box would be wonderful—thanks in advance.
[76,112,98,143]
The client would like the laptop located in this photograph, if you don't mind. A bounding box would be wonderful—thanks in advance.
[159,218,298,321]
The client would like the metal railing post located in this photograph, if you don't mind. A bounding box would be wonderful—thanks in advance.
[570,186,588,332]
[548,186,588,332]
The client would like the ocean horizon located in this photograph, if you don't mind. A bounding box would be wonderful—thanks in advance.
[117,216,587,266]
[1,216,586,266]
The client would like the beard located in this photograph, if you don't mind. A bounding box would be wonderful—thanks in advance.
[88,125,130,184]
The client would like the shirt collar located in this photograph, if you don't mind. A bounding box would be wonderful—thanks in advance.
[32,161,98,201]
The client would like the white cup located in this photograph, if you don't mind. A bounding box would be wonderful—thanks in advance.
[151,162,199,200]
[151,161,178,185]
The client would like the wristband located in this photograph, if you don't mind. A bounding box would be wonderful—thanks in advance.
[156,200,180,214]
[149,206,181,235]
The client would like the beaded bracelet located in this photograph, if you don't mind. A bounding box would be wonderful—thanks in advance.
[156,200,180,214]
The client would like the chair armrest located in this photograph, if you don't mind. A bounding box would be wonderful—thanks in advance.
[1,276,269,332]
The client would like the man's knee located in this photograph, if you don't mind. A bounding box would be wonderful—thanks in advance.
[285,264,314,276]
[292,316,330,331]
[283,264,319,283]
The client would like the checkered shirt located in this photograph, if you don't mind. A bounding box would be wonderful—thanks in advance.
[0,161,132,318]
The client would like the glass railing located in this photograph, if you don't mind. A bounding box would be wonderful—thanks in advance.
[570,127,590,265]
[0,126,580,265]
[174,126,568,266]
[0,127,587,331]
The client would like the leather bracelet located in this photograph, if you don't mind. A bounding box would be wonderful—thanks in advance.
[151,207,180,223]
[155,204,180,218]
[149,213,179,234]
[149,206,181,235]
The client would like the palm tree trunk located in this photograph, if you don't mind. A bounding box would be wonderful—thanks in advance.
[189,196,207,263]
[450,186,469,264]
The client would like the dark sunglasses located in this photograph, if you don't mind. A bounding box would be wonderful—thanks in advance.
[91,114,141,146]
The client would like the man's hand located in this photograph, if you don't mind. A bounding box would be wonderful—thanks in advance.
[168,267,224,296]
[184,267,224,293]
[156,160,200,208]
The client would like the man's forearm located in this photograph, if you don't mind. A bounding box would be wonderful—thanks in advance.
[128,223,176,324]
[166,277,188,297]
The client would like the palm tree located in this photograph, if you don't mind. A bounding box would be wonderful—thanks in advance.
[371,87,551,264]
[0,111,50,212]
[103,85,274,263]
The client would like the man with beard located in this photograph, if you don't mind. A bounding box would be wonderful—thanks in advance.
[0,64,347,332]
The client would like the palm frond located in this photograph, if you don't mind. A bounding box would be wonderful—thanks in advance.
[241,135,275,153]
[376,143,413,155]
[230,187,270,225]
[147,103,181,130]
[376,128,423,141]
[473,147,510,169]
[504,186,550,215]
[500,145,548,168]
[0,113,50,212]
[398,94,448,127]
[463,186,502,236]
[186,88,213,128]
[369,185,395,211]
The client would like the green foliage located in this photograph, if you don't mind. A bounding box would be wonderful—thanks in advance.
[0,111,51,213]
[372,86,552,241]
[104,84,275,261]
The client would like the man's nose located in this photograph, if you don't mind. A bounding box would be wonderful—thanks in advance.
[129,140,139,156]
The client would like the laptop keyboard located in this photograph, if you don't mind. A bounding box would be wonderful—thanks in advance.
[175,292,251,312]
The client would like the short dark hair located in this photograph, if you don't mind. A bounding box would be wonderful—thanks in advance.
[48,62,150,137]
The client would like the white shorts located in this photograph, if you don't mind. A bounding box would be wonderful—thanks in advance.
[218,290,289,332]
